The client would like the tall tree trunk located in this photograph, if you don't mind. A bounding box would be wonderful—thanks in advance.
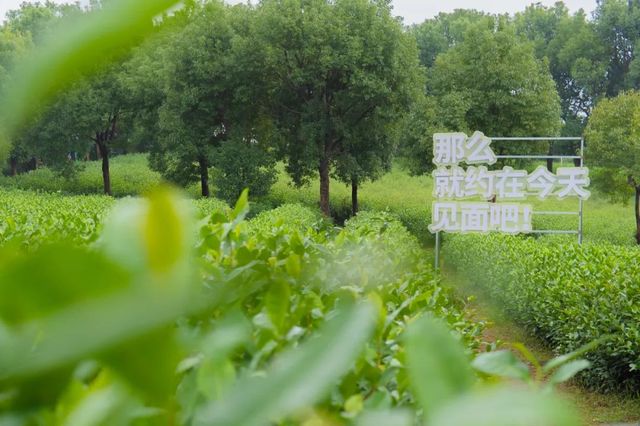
[9,157,17,176]
[199,157,210,198]
[98,142,111,196]
[319,156,330,217]
[635,185,640,245]
[96,142,102,160]
[546,146,554,172]
[351,176,358,216]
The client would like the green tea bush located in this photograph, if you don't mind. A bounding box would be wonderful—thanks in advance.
[0,1,584,421]
[0,188,113,247]
[248,203,325,236]
[444,234,640,392]
[0,187,585,424]
[0,188,231,249]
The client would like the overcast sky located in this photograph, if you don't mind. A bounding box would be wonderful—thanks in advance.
[1,0,597,25]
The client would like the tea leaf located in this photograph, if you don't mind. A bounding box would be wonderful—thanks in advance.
[472,350,531,381]
[429,387,580,426]
[404,315,474,421]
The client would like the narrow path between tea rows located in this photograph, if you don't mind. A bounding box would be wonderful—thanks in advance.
[442,266,640,426]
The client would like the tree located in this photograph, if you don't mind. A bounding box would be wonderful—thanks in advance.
[0,29,30,88]
[4,1,83,45]
[585,91,640,243]
[396,94,469,176]
[2,0,169,191]
[118,0,205,155]
[254,0,423,216]
[14,67,132,194]
[594,0,640,96]
[514,4,606,166]
[513,2,568,60]
[429,20,562,163]
[411,9,492,68]
[516,4,607,136]
[0,29,32,175]
[151,1,258,198]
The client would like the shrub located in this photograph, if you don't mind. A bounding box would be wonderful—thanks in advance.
[1,189,490,422]
[212,139,277,204]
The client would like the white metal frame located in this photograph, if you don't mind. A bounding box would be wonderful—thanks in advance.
[434,136,585,271]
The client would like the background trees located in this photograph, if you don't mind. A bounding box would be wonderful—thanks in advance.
[11,62,146,195]
[5,0,640,220]
[401,17,562,174]
[431,21,561,139]
[515,4,606,137]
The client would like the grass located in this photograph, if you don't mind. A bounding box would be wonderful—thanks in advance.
[0,153,162,197]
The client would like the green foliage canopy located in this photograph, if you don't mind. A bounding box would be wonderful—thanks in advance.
[431,21,562,140]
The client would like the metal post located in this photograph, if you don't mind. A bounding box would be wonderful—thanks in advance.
[435,231,441,272]
[578,199,584,245]
[578,137,585,245]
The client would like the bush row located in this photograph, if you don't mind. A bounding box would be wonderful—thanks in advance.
[444,234,640,392]
[0,188,231,248]
[4,153,638,247]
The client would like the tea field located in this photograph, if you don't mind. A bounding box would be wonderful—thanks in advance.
[2,0,639,422]
[1,171,639,424]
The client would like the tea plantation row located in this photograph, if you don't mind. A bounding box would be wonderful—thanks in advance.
[445,234,640,393]
[6,188,559,425]
[0,188,227,247]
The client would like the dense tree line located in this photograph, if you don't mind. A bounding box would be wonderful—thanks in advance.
[2,0,640,218]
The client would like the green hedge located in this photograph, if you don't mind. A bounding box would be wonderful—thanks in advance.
[444,234,640,392]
